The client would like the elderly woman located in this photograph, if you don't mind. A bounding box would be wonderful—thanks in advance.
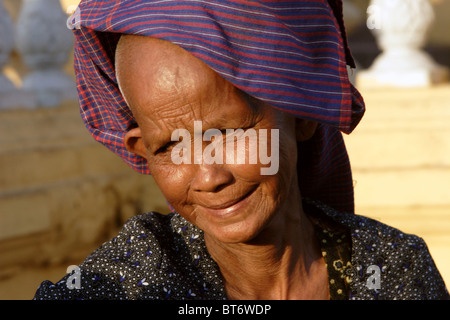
[34,0,448,300]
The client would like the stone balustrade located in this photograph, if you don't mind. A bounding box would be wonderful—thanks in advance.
[1,0,77,109]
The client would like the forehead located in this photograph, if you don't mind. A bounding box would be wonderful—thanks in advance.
[115,35,258,131]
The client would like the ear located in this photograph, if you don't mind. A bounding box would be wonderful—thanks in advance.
[295,118,318,142]
[124,127,148,158]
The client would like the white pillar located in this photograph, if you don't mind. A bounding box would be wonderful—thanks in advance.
[357,0,449,88]
[0,1,19,109]
[15,0,76,107]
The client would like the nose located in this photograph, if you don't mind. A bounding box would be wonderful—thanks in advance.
[191,164,234,193]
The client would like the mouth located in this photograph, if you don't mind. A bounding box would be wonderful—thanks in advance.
[198,186,258,218]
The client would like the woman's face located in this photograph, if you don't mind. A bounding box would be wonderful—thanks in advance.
[117,36,303,244]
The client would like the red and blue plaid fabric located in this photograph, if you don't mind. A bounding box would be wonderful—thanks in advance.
[68,0,365,213]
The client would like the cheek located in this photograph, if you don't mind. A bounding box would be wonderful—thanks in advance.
[257,128,298,201]
[238,129,296,182]
[148,160,191,208]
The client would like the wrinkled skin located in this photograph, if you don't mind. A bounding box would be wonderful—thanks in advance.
[115,35,328,299]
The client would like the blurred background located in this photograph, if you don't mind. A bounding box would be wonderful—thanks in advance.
[0,0,449,299]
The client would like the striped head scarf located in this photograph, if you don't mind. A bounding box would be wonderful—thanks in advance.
[68,0,365,214]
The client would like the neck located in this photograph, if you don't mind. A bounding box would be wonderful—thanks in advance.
[204,195,328,300]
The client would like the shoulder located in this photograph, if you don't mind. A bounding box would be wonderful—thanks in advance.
[311,200,449,300]
[34,211,225,300]
[33,212,178,300]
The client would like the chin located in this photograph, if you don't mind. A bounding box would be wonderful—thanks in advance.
[205,223,262,244]
[200,204,277,245]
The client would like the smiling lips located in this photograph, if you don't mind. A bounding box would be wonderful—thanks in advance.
[197,186,257,217]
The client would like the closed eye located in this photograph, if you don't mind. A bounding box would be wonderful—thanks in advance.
[154,141,177,155]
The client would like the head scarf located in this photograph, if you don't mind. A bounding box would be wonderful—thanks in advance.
[68,0,365,214]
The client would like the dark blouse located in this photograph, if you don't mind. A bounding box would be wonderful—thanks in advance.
[33,199,448,300]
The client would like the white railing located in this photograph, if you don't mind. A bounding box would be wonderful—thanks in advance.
[0,0,76,110]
